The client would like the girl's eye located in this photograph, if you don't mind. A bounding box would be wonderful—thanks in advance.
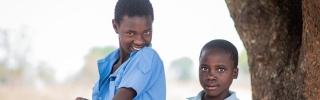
[201,67,209,72]
[217,68,225,72]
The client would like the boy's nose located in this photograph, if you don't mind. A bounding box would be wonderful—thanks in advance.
[134,35,145,46]
[207,71,217,80]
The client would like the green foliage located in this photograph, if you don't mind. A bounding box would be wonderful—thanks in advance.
[0,61,5,83]
[171,57,193,68]
[37,62,56,84]
[68,46,117,84]
[238,50,250,74]
[169,57,194,81]
[85,46,117,59]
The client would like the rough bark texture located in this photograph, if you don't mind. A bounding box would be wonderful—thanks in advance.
[302,0,320,99]
[225,0,320,99]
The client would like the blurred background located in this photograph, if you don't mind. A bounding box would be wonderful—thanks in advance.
[0,0,251,100]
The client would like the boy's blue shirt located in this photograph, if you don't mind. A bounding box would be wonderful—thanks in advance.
[187,90,239,100]
[92,46,166,100]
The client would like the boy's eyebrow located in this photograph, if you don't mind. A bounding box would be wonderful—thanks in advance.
[125,28,152,32]
[144,28,152,31]
[126,30,136,33]
[199,64,209,67]
[215,64,226,68]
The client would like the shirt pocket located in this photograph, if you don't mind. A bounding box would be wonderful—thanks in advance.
[105,77,118,100]
[109,81,116,95]
[138,59,152,74]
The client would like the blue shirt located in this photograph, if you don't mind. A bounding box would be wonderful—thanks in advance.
[92,46,166,100]
[187,90,239,100]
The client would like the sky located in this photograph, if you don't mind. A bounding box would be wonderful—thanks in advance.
[0,0,245,82]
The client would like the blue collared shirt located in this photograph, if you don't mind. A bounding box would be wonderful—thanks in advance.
[187,90,239,100]
[92,46,166,100]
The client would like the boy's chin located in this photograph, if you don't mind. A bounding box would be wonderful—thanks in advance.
[204,89,230,99]
[204,90,220,97]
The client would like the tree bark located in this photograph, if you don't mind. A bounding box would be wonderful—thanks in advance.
[302,0,320,99]
[225,0,320,99]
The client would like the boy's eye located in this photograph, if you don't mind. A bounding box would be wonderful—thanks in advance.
[217,68,225,72]
[126,32,134,36]
[201,67,209,72]
[144,31,151,35]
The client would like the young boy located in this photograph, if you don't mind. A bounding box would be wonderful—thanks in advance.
[89,0,166,100]
[188,39,239,100]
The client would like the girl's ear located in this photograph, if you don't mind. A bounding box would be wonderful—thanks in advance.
[233,68,239,79]
[112,19,119,34]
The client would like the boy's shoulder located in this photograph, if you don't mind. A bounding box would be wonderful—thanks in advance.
[135,46,163,73]
[187,90,204,100]
[135,46,161,58]
[187,90,239,100]
[186,90,204,100]
[225,90,239,100]
[139,46,157,53]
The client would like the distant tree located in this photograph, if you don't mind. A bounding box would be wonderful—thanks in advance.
[168,57,194,81]
[0,61,4,83]
[0,26,34,85]
[238,50,249,74]
[37,62,56,84]
[69,46,116,83]
[0,29,9,63]
[0,29,9,83]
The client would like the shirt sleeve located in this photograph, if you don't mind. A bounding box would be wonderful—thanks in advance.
[117,49,164,98]
[92,81,100,100]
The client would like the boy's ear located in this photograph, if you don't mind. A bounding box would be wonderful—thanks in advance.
[112,19,119,34]
[233,68,239,79]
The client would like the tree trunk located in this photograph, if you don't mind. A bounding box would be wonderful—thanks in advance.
[225,0,320,99]
[301,0,320,99]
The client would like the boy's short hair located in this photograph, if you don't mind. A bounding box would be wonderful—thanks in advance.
[114,0,154,25]
[199,39,238,68]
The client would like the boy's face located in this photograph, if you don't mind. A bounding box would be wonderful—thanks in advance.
[199,49,238,99]
[113,15,153,56]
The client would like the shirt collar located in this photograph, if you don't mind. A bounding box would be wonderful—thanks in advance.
[193,90,239,100]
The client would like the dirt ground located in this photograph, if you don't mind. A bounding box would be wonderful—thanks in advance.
[0,74,251,100]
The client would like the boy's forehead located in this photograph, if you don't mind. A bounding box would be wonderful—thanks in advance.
[201,49,233,61]
[204,48,230,54]
[119,15,153,26]
[120,15,152,21]
[200,51,235,67]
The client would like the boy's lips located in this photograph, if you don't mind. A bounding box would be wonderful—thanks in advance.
[132,46,142,51]
[205,85,219,90]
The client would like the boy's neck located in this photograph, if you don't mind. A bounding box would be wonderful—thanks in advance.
[202,91,231,100]
[118,51,130,64]
[111,51,130,74]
